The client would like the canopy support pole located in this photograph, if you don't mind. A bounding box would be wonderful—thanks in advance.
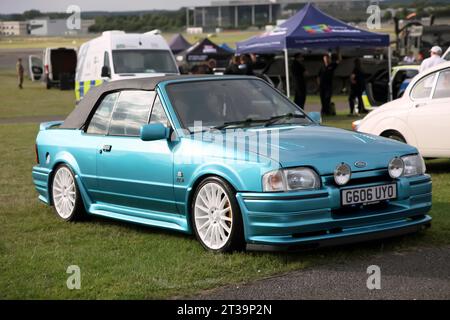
[388,46,393,101]
[284,48,290,98]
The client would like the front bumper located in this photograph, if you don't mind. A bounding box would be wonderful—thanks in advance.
[237,173,432,248]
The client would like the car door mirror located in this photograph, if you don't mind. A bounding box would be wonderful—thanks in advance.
[307,112,322,124]
[101,66,111,78]
[140,123,170,141]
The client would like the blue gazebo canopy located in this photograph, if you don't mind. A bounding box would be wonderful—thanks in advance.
[169,33,192,54]
[236,3,390,54]
[219,43,235,53]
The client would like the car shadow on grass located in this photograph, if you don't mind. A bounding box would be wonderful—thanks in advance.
[425,158,450,174]
[85,209,433,263]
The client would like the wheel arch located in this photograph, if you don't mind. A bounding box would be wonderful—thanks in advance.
[185,173,238,234]
[380,129,407,142]
[47,152,89,209]
[371,117,417,146]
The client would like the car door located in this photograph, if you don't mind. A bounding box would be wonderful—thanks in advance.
[28,55,43,81]
[81,91,119,202]
[96,90,178,214]
[407,68,450,156]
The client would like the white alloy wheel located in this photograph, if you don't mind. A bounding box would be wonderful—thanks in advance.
[52,166,76,219]
[194,182,233,250]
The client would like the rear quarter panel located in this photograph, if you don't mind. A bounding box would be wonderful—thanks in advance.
[36,129,101,200]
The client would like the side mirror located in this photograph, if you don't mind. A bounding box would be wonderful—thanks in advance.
[140,123,170,141]
[308,112,322,124]
[101,66,111,78]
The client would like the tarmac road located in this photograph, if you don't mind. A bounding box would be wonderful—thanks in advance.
[0,48,43,72]
[193,246,450,300]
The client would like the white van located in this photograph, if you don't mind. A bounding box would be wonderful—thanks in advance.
[75,30,179,102]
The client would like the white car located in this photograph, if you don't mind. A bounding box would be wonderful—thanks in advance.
[354,61,450,158]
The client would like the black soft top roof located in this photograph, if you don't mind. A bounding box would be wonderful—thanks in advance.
[60,75,220,129]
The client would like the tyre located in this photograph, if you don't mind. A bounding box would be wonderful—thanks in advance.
[191,177,245,252]
[383,131,406,143]
[51,164,86,221]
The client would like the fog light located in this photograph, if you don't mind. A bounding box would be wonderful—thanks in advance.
[334,163,351,186]
[388,157,404,178]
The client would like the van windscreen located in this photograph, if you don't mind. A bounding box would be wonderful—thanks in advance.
[112,50,178,74]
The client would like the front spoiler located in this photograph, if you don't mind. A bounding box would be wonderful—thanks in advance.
[246,215,431,252]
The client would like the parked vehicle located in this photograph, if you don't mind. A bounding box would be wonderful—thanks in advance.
[44,47,77,90]
[363,64,420,109]
[33,76,432,252]
[75,30,178,102]
[354,61,450,158]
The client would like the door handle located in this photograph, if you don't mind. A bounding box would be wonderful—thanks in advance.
[101,145,112,152]
[415,103,427,108]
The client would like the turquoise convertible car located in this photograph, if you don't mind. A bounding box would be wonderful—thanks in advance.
[32,76,432,252]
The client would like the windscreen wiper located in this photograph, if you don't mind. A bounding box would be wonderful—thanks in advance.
[212,118,269,130]
[263,113,306,127]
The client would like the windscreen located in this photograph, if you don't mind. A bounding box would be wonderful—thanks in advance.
[112,50,178,74]
[166,79,311,132]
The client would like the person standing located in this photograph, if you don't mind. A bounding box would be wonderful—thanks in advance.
[419,46,445,73]
[291,53,308,109]
[16,58,24,89]
[318,50,340,115]
[224,56,240,75]
[238,54,255,76]
[348,58,368,116]
[403,51,416,64]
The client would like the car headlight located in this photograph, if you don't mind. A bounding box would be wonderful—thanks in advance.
[262,167,320,192]
[334,163,352,186]
[388,154,425,178]
[388,157,404,178]
[352,120,361,131]
[402,154,426,177]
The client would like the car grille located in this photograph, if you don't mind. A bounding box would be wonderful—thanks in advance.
[322,168,394,188]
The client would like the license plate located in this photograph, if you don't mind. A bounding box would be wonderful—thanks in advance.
[341,184,397,206]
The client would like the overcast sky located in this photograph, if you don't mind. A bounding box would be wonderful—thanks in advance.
[0,0,212,14]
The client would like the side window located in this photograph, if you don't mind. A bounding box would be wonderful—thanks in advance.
[109,90,155,136]
[149,95,170,127]
[433,69,450,99]
[444,51,450,61]
[411,73,436,99]
[86,92,119,134]
[103,51,110,68]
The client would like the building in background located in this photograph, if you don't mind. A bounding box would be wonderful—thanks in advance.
[28,18,94,36]
[0,21,28,36]
[188,0,371,29]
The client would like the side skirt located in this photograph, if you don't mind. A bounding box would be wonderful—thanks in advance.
[89,203,189,233]
[74,174,190,234]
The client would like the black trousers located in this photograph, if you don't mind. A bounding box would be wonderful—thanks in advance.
[294,85,306,109]
[349,89,364,114]
[320,85,333,115]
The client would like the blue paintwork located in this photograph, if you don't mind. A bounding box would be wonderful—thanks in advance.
[140,123,170,141]
[32,76,432,248]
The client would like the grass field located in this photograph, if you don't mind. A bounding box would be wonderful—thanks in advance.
[0,31,261,50]
[0,70,449,299]
[0,71,75,119]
